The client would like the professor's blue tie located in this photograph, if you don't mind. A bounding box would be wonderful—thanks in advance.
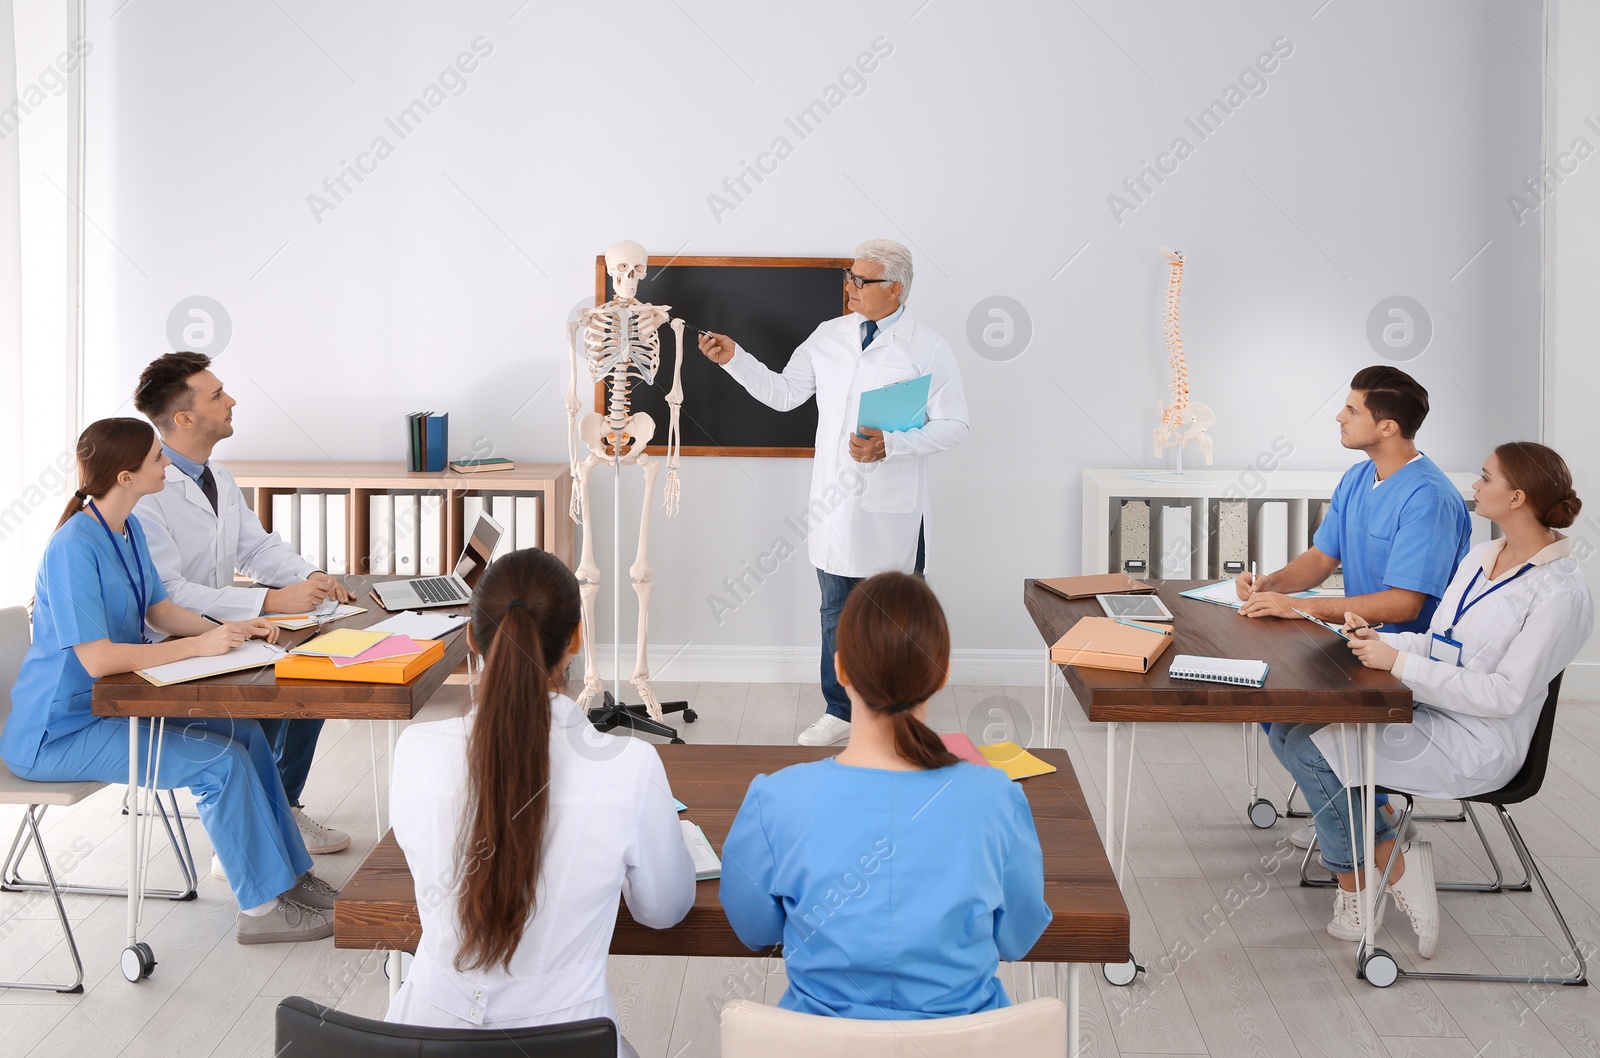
[861,319,878,350]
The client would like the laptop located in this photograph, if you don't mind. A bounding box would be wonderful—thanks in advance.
[372,512,504,610]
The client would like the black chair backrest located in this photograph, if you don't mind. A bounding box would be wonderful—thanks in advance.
[274,996,617,1058]
[1470,671,1564,807]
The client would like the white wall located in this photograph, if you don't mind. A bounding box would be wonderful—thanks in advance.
[80,1,1544,681]
[1548,0,1600,700]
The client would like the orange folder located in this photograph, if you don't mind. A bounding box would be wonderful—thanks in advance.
[1049,617,1172,673]
[274,638,445,684]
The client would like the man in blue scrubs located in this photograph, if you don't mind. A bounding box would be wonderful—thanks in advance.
[1237,366,1471,848]
[1238,366,1470,628]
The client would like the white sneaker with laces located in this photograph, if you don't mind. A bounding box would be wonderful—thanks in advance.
[797,714,851,747]
[1289,824,1317,850]
[1327,886,1366,941]
[1386,840,1439,959]
[292,806,351,854]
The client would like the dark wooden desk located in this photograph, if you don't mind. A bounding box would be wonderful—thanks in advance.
[91,575,469,721]
[1023,577,1412,982]
[334,744,1130,964]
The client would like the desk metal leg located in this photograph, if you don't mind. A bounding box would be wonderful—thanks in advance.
[1042,657,1056,749]
[120,719,156,983]
[1102,721,1143,986]
[386,719,400,833]
[1067,962,1081,1056]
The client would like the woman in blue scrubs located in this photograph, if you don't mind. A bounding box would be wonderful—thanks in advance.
[719,572,1051,1019]
[0,418,337,944]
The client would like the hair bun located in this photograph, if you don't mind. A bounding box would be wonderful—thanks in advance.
[1547,491,1582,529]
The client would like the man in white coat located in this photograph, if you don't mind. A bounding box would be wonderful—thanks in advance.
[133,352,353,867]
[699,240,969,746]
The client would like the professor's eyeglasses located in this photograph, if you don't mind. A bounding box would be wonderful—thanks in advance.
[842,269,892,289]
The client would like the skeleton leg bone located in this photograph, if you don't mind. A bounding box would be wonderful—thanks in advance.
[662,319,685,518]
[629,453,665,722]
[573,451,605,712]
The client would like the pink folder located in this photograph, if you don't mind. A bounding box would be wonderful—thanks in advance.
[331,634,425,668]
[940,733,994,768]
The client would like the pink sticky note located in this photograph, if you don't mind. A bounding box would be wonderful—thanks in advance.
[941,732,993,768]
[331,634,425,668]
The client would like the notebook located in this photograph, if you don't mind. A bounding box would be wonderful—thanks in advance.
[1168,655,1270,687]
[1179,580,1314,609]
[977,742,1057,780]
[136,640,286,687]
[288,628,391,659]
[681,820,722,881]
[265,603,367,631]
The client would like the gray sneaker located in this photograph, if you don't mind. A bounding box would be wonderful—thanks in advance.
[236,896,334,945]
[291,872,340,911]
[292,807,351,854]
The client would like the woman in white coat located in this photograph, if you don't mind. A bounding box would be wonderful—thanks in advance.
[1269,441,1593,959]
[386,548,695,1057]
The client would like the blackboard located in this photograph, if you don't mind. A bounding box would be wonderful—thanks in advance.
[591,256,850,457]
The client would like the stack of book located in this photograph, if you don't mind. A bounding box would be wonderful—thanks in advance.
[406,412,448,472]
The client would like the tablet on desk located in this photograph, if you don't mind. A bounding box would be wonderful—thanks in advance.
[1096,594,1174,621]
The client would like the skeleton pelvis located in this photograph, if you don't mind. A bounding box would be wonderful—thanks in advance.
[579,412,657,463]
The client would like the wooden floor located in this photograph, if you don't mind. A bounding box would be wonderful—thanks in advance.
[4,679,1600,1057]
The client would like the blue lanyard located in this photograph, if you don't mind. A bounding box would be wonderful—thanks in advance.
[86,501,149,644]
[1446,562,1532,637]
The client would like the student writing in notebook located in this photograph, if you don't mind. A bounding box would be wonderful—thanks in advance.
[133,351,354,866]
[386,549,694,1056]
[718,572,1051,1019]
[1269,443,1593,960]
[0,418,341,945]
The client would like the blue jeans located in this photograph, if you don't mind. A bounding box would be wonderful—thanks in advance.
[1268,722,1396,874]
[9,716,311,909]
[818,525,925,722]
[255,718,324,806]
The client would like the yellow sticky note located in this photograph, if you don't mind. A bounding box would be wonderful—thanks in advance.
[978,741,1057,781]
[290,628,391,658]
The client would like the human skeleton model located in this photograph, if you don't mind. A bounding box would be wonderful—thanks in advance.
[564,240,685,720]
[1153,247,1215,464]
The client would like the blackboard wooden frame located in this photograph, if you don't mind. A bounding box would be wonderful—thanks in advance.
[591,255,851,458]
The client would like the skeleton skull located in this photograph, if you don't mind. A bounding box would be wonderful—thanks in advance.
[605,240,649,300]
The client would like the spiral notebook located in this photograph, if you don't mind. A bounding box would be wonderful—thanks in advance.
[1168,654,1269,687]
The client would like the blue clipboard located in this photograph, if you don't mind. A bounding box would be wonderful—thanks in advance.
[857,374,932,434]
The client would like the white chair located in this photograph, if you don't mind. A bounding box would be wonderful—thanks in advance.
[719,996,1066,1058]
[0,605,199,992]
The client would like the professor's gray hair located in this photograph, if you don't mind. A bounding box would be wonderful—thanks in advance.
[854,239,913,304]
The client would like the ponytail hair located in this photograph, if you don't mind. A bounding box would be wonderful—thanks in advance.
[454,548,581,972]
[836,572,958,770]
[55,418,157,532]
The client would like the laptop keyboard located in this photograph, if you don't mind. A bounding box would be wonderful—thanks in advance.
[410,578,466,604]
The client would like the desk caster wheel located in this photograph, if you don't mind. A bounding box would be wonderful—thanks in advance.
[1102,958,1141,987]
[1360,948,1399,988]
[670,737,686,745]
[682,709,697,723]
[1248,798,1279,829]
[121,942,155,982]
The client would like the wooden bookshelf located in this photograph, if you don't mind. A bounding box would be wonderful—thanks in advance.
[226,461,574,573]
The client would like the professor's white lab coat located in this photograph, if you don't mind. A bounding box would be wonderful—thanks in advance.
[1315,537,1594,799]
[386,695,694,1055]
[134,461,316,621]
[721,309,969,578]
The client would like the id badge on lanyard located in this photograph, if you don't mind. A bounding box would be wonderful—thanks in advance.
[1429,632,1464,667]
[1433,562,1533,669]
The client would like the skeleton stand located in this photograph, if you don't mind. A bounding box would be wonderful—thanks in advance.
[584,462,696,743]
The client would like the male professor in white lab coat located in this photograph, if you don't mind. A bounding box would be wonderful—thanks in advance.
[698,239,969,747]
[133,351,354,868]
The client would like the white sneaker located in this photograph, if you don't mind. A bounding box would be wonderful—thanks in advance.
[797,714,851,747]
[292,807,350,855]
[1387,840,1439,959]
[1289,824,1317,850]
[1327,886,1366,941]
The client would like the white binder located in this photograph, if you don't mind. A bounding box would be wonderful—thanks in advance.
[299,493,326,570]
[1160,504,1191,579]
[463,494,485,536]
[271,493,300,552]
[515,495,542,551]
[490,495,515,562]
[393,494,419,576]
[419,494,444,575]
[369,494,394,576]
[1257,500,1289,573]
[324,493,348,575]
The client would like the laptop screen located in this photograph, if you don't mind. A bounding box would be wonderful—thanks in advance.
[451,512,504,589]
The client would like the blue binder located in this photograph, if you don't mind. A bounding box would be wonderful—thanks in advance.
[424,413,448,472]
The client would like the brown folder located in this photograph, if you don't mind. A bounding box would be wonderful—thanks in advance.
[1037,573,1158,601]
[1049,617,1173,673]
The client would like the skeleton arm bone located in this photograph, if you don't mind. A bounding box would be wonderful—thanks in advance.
[565,317,586,521]
[662,319,685,518]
